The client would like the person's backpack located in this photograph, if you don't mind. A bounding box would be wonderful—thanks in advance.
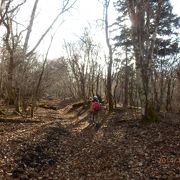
[92,101,101,111]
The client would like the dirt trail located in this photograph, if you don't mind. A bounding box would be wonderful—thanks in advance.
[0,107,102,179]
[0,105,179,179]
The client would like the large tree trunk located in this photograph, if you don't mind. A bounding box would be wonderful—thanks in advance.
[107,54,113,111]
[127,0,162,121]
[3,17,16,105]
[7,53,15,104]
[105,0,113,112]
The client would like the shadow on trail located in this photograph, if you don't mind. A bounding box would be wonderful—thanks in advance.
[9,109,110,179]
[0,118,42,123]
[10,124,72,179]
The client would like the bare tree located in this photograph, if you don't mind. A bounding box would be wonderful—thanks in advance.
[64,29,104,101]
[25,0,77,56]
[0,0,77,115]
[0,0,27,26]
[104,0,113,112]
[30,33,55,117]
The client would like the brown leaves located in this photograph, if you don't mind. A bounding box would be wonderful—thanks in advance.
[0,102,179,179]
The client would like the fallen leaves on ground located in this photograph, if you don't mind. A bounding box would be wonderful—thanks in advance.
[0,102,179,179]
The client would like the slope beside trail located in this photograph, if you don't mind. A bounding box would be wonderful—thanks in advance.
[0,100,179,179]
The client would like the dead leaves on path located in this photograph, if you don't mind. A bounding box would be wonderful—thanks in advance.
[0,105,179,179]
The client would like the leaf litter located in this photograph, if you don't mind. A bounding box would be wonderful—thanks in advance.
[0,102,179,179]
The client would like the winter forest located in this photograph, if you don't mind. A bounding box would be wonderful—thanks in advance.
[0,0,179,179]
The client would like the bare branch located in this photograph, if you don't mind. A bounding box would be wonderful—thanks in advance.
[23,0,39,52]
[26,0,78,57]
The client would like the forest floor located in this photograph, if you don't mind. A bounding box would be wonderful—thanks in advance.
[0,99,180,179]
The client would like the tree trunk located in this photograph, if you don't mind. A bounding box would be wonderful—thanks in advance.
[127,0,162,121]
[123,48,129,107]
[104,0,113,112]
[7,51,15,105]
[166,78,171,112]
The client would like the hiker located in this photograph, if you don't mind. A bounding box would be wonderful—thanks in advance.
[89,96,101,124]
[97,94,102,103]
